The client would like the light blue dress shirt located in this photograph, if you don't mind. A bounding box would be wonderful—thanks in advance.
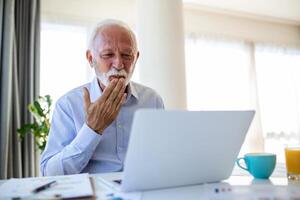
[40,78,164,176]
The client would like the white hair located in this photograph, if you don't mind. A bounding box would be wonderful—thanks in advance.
[88,19,138,53]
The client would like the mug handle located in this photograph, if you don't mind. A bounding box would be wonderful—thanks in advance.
[236,157,249,171]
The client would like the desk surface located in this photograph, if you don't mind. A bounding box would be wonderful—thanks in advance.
[1,163,300,200]
[92,174,300,200]
[91,163,300,200]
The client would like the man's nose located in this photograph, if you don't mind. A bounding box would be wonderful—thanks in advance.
[113,54,124,69]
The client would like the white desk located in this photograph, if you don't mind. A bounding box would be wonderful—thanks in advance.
[92,163,300,200]
[92,175,300,200]
[1,164,300,200]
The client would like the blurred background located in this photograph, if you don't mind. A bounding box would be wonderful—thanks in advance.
[40,0,300,162]
[1,0,300,178]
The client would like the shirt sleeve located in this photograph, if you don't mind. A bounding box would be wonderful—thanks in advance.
[40,99,102,176]
[156,94,165,109]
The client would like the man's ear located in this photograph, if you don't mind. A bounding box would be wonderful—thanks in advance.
[131,51,140,73]
[135,51,140,64]
[86,50,94,67]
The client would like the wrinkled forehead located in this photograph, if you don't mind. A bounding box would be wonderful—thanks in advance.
[94,25,136,52]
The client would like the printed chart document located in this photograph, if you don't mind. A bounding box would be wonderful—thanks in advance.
[0,173,94,199]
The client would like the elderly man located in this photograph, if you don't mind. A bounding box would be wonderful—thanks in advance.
[40,19,164,175]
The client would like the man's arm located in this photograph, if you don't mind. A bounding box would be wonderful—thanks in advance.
[40,100,102,176]
[40,79,126,176]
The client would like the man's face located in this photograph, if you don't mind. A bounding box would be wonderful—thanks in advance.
[88,26,139,87]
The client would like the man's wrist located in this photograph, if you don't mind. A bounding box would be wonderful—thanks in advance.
[86,122,104,135]
[96,128,104,135]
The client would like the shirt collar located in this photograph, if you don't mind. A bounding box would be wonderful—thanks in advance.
[127,81,139,100]
[90,77,139,103]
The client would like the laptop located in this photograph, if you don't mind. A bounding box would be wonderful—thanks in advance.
[99,109,255,192]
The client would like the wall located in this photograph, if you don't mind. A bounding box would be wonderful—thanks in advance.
[184,0,300,23]
[41,0,137,28]
[42,0,300,47]
[184,7,300,47]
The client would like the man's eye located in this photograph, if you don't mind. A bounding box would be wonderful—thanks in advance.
[101,53,113,58]
[122,54,133,59]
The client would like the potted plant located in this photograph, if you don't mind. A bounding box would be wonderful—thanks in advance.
[17,95,52,152]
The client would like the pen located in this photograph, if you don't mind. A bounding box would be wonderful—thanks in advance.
[32,180,57,193]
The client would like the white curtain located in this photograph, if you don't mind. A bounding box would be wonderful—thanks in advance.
[185,34,300,161]
[185,34,264,156]
[255,44,300,161]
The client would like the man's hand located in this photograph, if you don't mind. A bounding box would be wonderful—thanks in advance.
[83,78,127,134]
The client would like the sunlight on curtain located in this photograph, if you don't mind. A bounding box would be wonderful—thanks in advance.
[255,45,300,162]
[185,35,252,110]
[185,35,264,156]
[185,35,300,162]
[40,23,92,106]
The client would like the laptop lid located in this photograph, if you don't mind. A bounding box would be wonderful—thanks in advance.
[121,110,255,192]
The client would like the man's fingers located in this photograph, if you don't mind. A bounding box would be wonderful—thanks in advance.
[83,87,91,111]
[115,93,127,112]
[100,79,118,101]
[112,83,126,108]
[107,79,125,102]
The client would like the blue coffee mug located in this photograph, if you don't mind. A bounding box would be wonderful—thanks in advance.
[236,153,276,179]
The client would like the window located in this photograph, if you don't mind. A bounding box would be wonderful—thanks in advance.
[185,35,300,162]
[40,23,92,106]
[255,45,300,162]
[185,35,253,111]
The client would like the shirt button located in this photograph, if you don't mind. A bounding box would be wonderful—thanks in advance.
[117,124,122,128]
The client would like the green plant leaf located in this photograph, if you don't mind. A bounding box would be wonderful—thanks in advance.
[33,100,45,117]
[17,95,52,152]
[45,95,52,106]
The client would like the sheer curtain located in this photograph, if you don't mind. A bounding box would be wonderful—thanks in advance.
[185,34,300,161]
[40,23,92,106]
[185,34,264,156]
[255,44,300,162]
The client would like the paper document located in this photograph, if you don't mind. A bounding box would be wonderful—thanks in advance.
[0,173,93,199]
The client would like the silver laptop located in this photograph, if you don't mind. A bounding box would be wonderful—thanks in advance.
[99,110,255,192]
